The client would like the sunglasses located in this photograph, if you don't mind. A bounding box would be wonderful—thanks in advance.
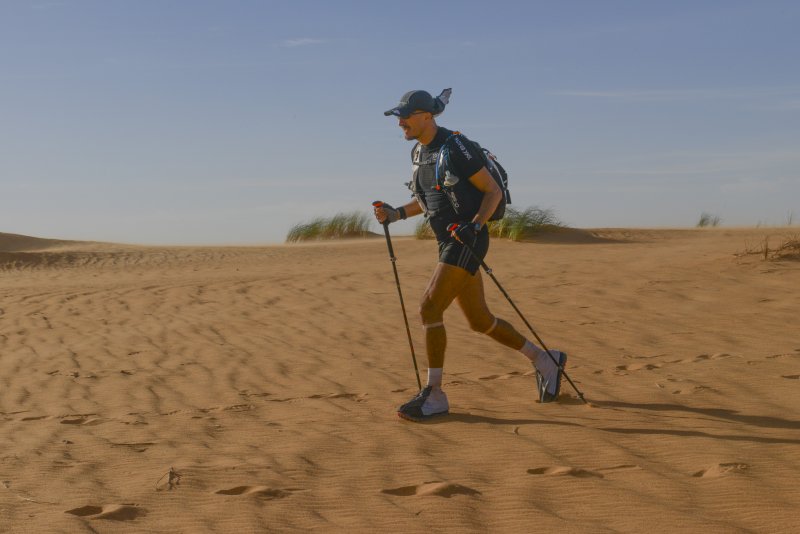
[398,110,429,120]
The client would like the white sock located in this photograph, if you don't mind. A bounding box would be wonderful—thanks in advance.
[520,340,545,364]
[521,341,557,374]
[427,368,443,388]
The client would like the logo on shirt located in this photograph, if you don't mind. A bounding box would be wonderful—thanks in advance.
[453,137,472,161]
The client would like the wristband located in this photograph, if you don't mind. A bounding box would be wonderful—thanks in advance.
[397,206,407,220]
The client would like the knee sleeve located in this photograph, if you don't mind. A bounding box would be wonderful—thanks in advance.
[482,317,499,335]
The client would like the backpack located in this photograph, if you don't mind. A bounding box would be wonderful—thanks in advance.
[435,132,511,221]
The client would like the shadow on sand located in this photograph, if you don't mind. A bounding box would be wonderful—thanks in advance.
[422,412,583,428]
[591,400,800,445]
[592,400,800,430]
[417,400,800,445]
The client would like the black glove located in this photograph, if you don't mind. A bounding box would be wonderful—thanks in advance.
[373,202,401,224]
[449,222,482,243]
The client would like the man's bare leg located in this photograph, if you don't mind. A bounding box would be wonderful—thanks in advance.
[455,270,564,398]
[455,271,526,349]
[419,262,474,371]
[396,262,472,421]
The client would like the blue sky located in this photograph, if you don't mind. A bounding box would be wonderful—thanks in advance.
[1,0,798,244]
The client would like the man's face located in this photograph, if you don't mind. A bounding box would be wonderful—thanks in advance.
[398,111,430,140]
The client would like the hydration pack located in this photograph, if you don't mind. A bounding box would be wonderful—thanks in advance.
[410,132,510,221]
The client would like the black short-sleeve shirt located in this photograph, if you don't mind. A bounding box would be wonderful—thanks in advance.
[412,127,485,239]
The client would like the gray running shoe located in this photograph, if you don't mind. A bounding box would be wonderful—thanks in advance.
[535,350,567,403]
[397,386,449,422]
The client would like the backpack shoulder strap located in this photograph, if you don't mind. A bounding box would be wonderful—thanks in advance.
[411,142,422,164]
[435,131,464,187]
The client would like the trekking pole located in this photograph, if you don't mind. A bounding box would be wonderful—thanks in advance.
[448,224,587,404]
[373,201,422,390]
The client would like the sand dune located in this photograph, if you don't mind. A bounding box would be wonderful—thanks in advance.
[0,232,80,253]
[1,228,798,532]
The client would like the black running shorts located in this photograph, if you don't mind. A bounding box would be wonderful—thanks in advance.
[437,226,489,275]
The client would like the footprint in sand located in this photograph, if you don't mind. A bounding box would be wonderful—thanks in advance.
[616,363,661,372]
[670,385,717,395]
[445,379,468,386]
[527,466,604,479]
[479,371,523,380]
[214,486,297,499]
[266,393,367,403]
[21,415,50,422]
[662,354,733,365]
[65,504,146,521]
[692,463,749,478]
[694,353,731,362]
[307,393,367,402]
[381,481,481,498]
[60,416,106,426]
[109,442,156,453]
[527,465,639,478]
[596,465,641,473]
[239,390,271,398]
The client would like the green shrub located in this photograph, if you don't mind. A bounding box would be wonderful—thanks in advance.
[286,211,373,242]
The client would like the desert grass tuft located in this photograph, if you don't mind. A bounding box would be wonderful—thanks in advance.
[741,234,800,261]
[286,211,373,242]
[414,219,436,240]
[489,206,563,241]
[413,206,563,242]
[697,212,722,227]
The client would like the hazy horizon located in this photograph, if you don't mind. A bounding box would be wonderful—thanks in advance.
[2,1,798,245]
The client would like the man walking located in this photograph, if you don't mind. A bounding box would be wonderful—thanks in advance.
[375,89,567,422]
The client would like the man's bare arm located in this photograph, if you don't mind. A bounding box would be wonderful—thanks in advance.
[467,167,502,227]
[402,200,424,218]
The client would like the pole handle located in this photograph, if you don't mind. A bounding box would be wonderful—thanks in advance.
[373,201,395,256]
[447,223,462,243]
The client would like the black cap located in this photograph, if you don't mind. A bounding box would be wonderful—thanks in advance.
[384,90,437,117]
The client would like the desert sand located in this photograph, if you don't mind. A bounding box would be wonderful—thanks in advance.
[1,227,798,533]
